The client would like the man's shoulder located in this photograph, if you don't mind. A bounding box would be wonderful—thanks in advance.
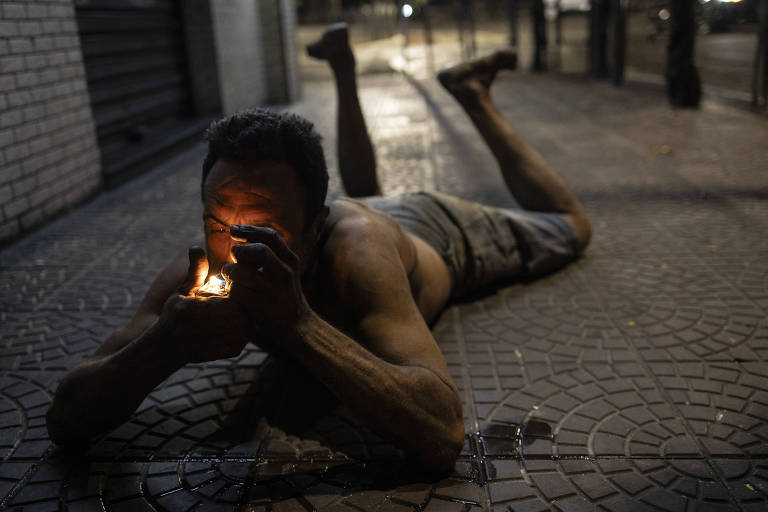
[318,197,411,283]
[312,199,415,319]
[323,197,401,247]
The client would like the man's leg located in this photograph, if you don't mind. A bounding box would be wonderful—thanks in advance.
[438,51,591,250]
[307,23,380,197]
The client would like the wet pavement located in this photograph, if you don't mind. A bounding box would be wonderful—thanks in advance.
[2,47,768,511]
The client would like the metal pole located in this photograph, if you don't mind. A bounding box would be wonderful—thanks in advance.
[532,0,547,71]
[507,0,519,48]
[610,0,626,85]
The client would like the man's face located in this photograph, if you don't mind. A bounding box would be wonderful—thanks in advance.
[202,158,313,275]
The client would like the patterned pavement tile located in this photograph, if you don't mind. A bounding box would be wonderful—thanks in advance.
[0,371,58,463]
[571,256,768,363]
[2,58,768,510]
[647,362,768,459]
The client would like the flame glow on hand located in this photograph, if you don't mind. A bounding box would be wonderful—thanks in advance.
[196,273,231,297]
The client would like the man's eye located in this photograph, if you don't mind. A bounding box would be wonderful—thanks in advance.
[208,226,227,234]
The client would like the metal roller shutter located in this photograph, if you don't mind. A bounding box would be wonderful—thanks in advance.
[75,0,208,186]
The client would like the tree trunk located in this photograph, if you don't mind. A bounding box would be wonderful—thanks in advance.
[507,0,518,48]
[532,0,547,71]
[610,0,626,85]
[589,0,609,78]
[666,0,701,108]
[753,0,768,107]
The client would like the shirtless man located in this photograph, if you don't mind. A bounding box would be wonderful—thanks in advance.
[46,24,591,471]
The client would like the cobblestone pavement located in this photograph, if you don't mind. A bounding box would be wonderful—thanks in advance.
[2,59,768,511]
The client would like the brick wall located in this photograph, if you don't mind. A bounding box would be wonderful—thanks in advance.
[0,0,101,244]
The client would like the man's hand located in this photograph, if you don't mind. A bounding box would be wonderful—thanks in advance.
[222,226,312,349]
[159,246,250,363]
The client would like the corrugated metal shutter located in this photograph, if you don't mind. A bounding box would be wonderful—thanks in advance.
[75,0,204,186]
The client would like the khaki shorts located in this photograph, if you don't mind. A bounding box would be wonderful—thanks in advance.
[363,191,580,300]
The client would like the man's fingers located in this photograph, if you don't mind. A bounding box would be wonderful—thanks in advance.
[222,262,267,291]
[231,242,286,275]
[230,225,299,268]
[179,246,209,295]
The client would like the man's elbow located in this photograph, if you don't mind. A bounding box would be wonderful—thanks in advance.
[46,400,90,447]
[46,376,102,447]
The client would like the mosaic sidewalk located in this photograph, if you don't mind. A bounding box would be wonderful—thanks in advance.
[2,67,768,511]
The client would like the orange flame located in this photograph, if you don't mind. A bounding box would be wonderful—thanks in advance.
[196,273,231,297]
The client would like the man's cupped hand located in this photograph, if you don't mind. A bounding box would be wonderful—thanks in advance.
[158,246,250,364]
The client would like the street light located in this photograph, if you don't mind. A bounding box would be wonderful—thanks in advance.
[402,3,413,18]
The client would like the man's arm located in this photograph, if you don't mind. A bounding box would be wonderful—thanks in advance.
[225,225,465,471]
[46,247,250,445]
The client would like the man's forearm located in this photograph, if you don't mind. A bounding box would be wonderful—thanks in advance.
[47,322,184,445]
[288,312,464,470]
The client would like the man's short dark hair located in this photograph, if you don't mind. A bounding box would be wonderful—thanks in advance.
[202,108,328,224]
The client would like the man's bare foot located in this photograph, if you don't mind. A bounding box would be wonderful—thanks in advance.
[306,23,354,71]
[437,49,517,101]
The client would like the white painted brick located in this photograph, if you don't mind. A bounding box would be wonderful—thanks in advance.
[8,90,32,108]
[0,163,22,185]
[35,166,59,187]
[41,20,62,34]
[41,195,65,217]
[0,219,21,240]
[30,83,54,102]
[29,183,56,206]
[12,175,36,196]
[34,36,55,51]
[43,146,65,167]
[22,154,46,175]
[3,196,29,219]
[13,122,38,142]
[8,37,31,53]
[4,141,30,163]
[0,75,15,92]
[0,184,12,204]
[0,55,25,73]
[15,71,38,88]
[23,104,45,122]
[59,20,77,33]
[24,54,47,69]
[26,4,47,19]
[0,109,23,129]
[47,51,68,67]
[2,3,27,19]
[20,206,44,230]
[0,21,20,37]
[38,68,60,84]
[18,21,42,36]
[0,129,13,148]
[48,5,72,18]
